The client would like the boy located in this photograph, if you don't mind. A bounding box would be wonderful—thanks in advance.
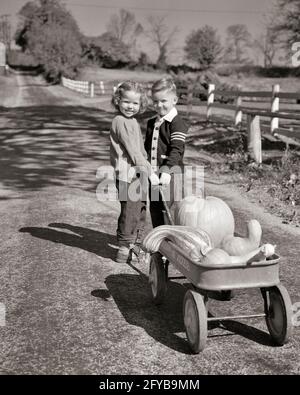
[145,78,188,227]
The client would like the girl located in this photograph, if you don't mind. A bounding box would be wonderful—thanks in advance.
[110,81,159,263]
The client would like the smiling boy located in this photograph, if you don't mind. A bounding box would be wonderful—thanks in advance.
[145,78,188,227]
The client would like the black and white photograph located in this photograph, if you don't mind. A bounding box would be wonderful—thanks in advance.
[0,0,299,377]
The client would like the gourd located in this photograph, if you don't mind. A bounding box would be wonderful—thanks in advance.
[202,243,276,266]
[142,225,213,261]
[221,219,262,256]
[174,195,235,247]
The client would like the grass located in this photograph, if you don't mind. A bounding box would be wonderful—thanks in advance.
[77,65,169,83]
[77,66,300,92]
[201,130,300,227]
[220,74,300,93]
[0,74,19,106]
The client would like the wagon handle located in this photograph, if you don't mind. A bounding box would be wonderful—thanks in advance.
[159,185,175,226]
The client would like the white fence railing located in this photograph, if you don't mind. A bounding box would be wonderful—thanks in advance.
[206,83,300,163]
[61,76,91,95]
[61,76,117,97]
[61,76,153,98]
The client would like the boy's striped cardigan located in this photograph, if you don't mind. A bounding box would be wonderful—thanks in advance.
[144,109,188,173]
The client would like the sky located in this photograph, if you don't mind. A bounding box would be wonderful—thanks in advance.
[1,0,278,63]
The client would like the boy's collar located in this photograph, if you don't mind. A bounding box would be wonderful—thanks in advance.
[156,107,178,123]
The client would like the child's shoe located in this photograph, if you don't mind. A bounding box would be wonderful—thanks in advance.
[116,246,130,263]
[116,245,140,263]
[116,245,149,264]
[130,244,150,265]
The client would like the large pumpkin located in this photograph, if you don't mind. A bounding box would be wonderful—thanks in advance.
[174,195,235,247]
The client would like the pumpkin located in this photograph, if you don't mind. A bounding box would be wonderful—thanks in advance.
[174,195,235,247]
[221,219,262,256]
[202,243,276,266]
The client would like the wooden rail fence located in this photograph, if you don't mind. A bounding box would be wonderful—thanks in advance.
[61,76,300,164]
[61,76,151,97]
[206,83,300,163]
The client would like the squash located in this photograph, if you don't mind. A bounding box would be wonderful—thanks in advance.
[221,219,262,256]
[202,243,276,266]
[174,195,235,247]
[142,225,213,261]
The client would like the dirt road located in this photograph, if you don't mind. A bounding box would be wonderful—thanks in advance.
[0,73,299,375]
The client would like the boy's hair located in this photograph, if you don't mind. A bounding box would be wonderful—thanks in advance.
[111,81,148,113]
[151,78,177,95]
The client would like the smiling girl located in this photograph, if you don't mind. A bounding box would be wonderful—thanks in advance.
[110,81,159,263]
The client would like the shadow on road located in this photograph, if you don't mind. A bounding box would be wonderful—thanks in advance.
[216,319,274,346]
[0,105,113,193]
[94,273,192,354]
[0,105,153,195]
[19,223,117,260]
[93,272,274,353]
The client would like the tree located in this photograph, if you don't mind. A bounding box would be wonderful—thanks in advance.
[223,24,252,63]
[15,0,83,82]
[145,15,178,70]
[84,33,131,68]
[107,9,142,43]
[273,0,300,48]
[0,15,12,48]
[254,16,281,67]
[137,52,151,69]
[106,9,143,61]
[184,25,222,69]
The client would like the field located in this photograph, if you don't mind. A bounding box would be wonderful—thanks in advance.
[221,75,300,93]
[77,65,168,83]
[77,65,300,93]
[0,74,20,107]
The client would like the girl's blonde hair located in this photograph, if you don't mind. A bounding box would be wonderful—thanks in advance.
[111,81,148,113]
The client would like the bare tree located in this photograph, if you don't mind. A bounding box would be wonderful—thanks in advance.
[254,17,280,67]
[106,9,143,59]
[0,14,11,49]
[223,24,252,64]
[145,15,178,69]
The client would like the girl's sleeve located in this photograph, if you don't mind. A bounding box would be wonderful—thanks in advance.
[115,117,152,176]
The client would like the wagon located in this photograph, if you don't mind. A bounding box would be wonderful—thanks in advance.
[148,189,293,353]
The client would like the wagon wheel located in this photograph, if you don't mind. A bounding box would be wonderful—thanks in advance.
[183,290,207,353]
[149,252,167,305]
[262,284,293,346]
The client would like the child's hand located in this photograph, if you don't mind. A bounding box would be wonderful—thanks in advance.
[150,173,160,186]
[128,167,136,181]
[159,172,171,186]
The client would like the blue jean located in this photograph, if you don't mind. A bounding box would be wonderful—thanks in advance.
[116,179,147,247]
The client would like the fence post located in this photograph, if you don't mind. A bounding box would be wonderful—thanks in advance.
[100,81,105,94]
[207,83,215,121]
[271,84,280,133]
[186,83,193,117]
[90,82,94,98]
[234,95,242,127]
[247,114,262,164]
